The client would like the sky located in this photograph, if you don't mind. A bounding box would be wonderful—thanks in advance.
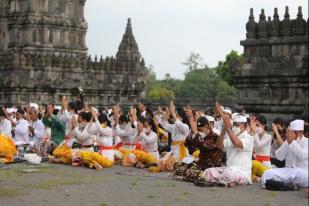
[85,0,308,80]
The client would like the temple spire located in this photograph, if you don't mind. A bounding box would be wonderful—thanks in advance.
[116,18,140,63]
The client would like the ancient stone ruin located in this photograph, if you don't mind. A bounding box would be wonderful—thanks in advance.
[0,0,147,107]
[234,6,308,119]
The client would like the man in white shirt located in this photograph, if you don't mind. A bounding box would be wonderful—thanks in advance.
[0,109,12,137]
[201,103,254,187]
[13,109,30,146]
[261,119,308,188]
[28,107,45,148]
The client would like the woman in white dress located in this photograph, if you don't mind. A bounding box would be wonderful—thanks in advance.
[137,116,159,160]
[90,110,114,162]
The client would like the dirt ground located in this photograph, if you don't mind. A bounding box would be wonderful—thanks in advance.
[0,163,308,206]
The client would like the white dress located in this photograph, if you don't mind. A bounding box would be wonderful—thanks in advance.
[114,122,138,150]
[93,119,114,161]
[139,131,159,160]
[253,132,272,167]
[160,119,190,161]
[0,118,12,137]
[70,123,94,151]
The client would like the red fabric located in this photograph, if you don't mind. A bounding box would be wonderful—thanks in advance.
[255,155,270,162]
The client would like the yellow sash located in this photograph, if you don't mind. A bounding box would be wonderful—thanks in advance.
[172,140,187,161]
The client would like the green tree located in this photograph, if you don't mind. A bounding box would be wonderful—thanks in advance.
[182,52,206,74]
[215,50,243,85]
[148,85,175,100]
[178,68,237,100]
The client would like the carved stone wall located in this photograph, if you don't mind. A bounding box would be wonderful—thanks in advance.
[234,6,308,119]
[0,0,147,107]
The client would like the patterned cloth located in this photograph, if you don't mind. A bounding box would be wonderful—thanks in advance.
[185,131,223,170]
[203,166,250,185]
[173,162,203,182]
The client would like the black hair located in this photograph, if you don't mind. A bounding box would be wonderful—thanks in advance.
[256,114,268,130]
[301,114,309,123]
[145,107,154,118]
[176,107,190,128]
[17,109,25,115]
[273,117,286,128]
[138,116,156,132]
[76,93,84,111]
[79,111,91,122]
[68,102,78,114]
[0,109,6,117]
[53,109,59,116]
[119,114,129,124]
[98,113,111,127]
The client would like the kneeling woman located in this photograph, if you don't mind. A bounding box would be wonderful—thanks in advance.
[91,111,114,162]
[70,112,94,151]
[137,116,159,160]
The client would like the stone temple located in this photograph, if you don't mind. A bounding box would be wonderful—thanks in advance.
[234,6,309,119]
[0,0,147,107]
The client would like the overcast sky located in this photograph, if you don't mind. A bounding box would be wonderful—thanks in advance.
[85,0,308,80]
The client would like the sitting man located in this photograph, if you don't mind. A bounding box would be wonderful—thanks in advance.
[261,119,308,190]
[173,116,223,182]
[200,102,254,187]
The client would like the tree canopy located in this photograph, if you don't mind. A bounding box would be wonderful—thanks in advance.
[144,50,242,100]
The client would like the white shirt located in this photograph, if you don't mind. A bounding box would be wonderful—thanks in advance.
[93,120,113,147]
[58,110,77,136]
[253,132,272,156]
[224,130,254,183]
[29,119,45,143]
[92,120,114,161]
[160,119,190,160]
[14,119,30,145]
[0,118,12,137]
[71,123,94,146]
[140,130,159,160]
[275,136,308,175]
[114,121,138,150]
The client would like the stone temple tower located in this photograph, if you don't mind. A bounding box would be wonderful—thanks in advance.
[0,0,146,107]
[234,6,308,119]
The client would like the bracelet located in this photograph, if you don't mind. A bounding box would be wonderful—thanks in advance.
[227,128,232,132]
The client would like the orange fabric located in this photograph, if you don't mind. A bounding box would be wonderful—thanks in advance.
[0,134,17,163]
[172,140,187,161]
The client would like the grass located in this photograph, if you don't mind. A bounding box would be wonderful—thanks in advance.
[182,192,189,196]
[0,165,56,179]
[130,181,138,186]
[267,191,277,197]
[0,188,24,198]
[167,182,177,187]
[99,203,109,206]
[25,178,81,190]
[208,188,218,192]
[263,203,271,206]
[147,195,159,199]
[154,182,162,187]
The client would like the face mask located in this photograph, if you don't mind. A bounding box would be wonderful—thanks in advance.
[119,124,126,130]
[232,127,241,135]
[198,131,206,137]
[145,127,152,134]
[256,127,263,136]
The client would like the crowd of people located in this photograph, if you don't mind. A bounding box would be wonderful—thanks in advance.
[0,94,308,193]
